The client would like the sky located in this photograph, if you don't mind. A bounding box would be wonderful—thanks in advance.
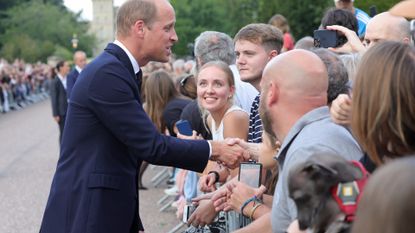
[64,0,126,21]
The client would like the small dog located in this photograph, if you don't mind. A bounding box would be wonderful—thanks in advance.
[288,154,368,233]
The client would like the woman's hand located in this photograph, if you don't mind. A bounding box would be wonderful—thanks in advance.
[177,130,202,140]
[187,199,218,228]
[330,94,352,126]
[226,182,267,214]
[198,173,218,192]
[326,25,366,53]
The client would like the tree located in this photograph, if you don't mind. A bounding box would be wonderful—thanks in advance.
[171,0,231,57]
[170,0,400,57]
[170,0,330,56]
[0,1,95,62]
[354,0,401,16]
[0,0,30,10]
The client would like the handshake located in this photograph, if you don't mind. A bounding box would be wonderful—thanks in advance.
[177,132,250,170]
[209,138,251,169]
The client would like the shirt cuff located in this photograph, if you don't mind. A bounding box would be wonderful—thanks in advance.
[207,141,212,159]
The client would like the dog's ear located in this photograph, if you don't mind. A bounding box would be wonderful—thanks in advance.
[303,160,363,183]
[331,161,363,183]
[304,154,364,183]
[302,162,338,181]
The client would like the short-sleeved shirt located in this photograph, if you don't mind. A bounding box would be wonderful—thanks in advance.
[271,106,363,233]
[355,7,371,38]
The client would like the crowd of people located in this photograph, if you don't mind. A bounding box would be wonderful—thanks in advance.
[0,58,51,114]
[36,0,415,233]
[135,0,415,232]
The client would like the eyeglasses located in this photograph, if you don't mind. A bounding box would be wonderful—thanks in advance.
[180,74,193,87]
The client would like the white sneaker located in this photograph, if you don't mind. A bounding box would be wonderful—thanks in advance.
[164,185,179,196]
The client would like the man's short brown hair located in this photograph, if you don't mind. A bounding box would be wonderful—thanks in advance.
[116,0,157,37]
[234,23,283,53]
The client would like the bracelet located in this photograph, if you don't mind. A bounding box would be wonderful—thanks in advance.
[249,203,262,220]
[208,171,220,183]
[240,195,262,217]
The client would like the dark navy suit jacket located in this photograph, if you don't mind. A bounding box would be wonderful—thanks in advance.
[50,77,67,117]
[66,68,79,100]
[40,43,210,233]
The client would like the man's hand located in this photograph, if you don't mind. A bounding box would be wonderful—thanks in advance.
[187,199,218,228]
[209,139,250,169]
[330,94,352,125]
[326,25,366,54]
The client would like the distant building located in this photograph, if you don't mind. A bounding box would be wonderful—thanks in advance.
[90,0,116,57]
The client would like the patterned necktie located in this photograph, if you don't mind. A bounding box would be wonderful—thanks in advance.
[135,70,143,91]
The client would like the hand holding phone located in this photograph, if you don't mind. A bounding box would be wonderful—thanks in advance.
[182,204,196,223]
[314,29,339,48]
[238,162,262,188]
[176,119,193,136]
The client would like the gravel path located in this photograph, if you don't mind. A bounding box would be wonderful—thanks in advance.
[0,100,184,233]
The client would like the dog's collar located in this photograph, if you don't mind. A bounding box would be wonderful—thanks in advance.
[330,160,369,222]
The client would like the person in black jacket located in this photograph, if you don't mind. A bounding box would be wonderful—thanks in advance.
[49,60,70,142]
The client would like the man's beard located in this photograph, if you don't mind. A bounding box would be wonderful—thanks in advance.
[259,95,276,139]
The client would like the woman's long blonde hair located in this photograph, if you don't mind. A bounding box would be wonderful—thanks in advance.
[351,41,415,165]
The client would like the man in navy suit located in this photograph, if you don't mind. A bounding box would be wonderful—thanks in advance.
[40,0,248,232]
[50,60,70,143]
[66,50,87,100]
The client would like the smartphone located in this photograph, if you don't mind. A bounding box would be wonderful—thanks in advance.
[182,204,196,223]
[238,162,262,188]
[314,29,338,48]
[176,119,193,136]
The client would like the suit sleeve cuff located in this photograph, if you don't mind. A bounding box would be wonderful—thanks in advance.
[207,141,212,159]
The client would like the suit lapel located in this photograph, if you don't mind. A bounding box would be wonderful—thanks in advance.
[104,43,136,78]
[104,43,141,99]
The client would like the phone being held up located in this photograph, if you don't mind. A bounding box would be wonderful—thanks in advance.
[313,29,340,48]
[175,119,193,136]
[238,162,262,188]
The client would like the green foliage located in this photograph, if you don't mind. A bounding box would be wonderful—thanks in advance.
[0,0,30,10]
[354,0,401,14]
[171,0,230,57]
[0,0,95,62]
[171,0,331,56]
[169,0,400,57]
[54,45,73,61]
[0,33,55,61]
[272,0,333,39]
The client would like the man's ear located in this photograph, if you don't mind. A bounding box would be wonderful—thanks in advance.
[267,82,279,106]
[133,20,146,37]
[268,50,279,59]
[402,37,411,45]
